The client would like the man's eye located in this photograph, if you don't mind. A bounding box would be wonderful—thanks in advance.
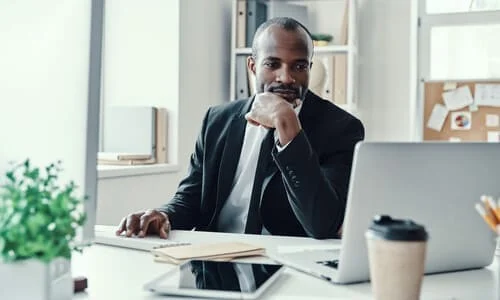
[295,64,308,71]
[264,62,278,68]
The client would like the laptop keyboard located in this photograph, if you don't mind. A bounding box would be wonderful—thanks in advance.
[94,225,189,251]
[316,259,339,269]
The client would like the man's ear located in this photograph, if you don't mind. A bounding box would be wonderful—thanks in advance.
[247,56,256,75]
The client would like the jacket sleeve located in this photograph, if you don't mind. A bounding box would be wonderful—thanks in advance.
[157,108,211,230]
[271,117,365,239]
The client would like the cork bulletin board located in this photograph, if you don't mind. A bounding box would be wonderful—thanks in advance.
[423,81,500,141]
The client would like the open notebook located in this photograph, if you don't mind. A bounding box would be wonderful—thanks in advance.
[151,242,265,265]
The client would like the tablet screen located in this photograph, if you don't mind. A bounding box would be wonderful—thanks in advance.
[145,260,284,298]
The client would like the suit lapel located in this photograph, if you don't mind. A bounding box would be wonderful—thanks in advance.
[213,98,254,218]
[297,91,317,130]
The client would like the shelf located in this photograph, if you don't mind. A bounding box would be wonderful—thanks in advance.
[97,163,179,179]
[234,48,252,55]
[234,45,351,56]
[314,45,350,54]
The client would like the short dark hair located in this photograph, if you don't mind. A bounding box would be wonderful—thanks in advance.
[251,17,313,58]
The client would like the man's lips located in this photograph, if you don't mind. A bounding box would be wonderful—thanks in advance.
[272,89,299,100]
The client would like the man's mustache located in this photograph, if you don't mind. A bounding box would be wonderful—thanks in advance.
[268,85,300,94]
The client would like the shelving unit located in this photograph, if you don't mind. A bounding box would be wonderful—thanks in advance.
[234,45,351,56]
[229,0,359,114]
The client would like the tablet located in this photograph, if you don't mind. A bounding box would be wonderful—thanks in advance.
[143,260,285,299]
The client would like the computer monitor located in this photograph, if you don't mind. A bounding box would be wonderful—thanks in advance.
[0,0,104,244]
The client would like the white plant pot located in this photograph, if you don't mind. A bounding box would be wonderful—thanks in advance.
[0,257,72,300]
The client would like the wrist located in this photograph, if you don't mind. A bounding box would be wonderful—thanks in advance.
[273,109,301,145]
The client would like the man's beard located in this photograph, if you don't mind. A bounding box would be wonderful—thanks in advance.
[265,84,304,103]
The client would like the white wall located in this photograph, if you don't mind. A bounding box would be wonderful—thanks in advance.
[0,1,92,174]
[357,0,418,141]
[96,0,232,225]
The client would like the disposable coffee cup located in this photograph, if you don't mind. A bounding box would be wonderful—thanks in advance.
[365,215,428,300]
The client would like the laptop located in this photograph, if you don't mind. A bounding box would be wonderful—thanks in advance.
[269,142,499,284]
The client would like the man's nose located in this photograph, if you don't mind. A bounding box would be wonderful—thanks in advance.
[276,67,295,84]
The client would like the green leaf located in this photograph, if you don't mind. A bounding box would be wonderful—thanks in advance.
[0,159,89,262]
[6,171,15,183]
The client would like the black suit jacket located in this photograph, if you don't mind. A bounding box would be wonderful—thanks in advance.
[160,91,364,239]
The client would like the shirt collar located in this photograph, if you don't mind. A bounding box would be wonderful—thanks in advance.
[293,101,303,116]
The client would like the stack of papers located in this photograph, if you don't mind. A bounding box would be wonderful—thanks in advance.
[97,152,155,165]
[151,242,265,264]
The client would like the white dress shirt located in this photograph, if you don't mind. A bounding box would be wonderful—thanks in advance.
[216,103,302,234]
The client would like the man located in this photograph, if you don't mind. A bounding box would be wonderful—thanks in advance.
[116,17,364,239]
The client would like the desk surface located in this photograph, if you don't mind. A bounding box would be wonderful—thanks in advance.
[72,229,500,299]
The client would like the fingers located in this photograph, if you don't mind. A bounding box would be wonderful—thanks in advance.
[159,226,168,239]
[125,214,141,237]
[138,210,155,238]
[158,212,170,239]
[245,112,261,126]
[115,217,127,236]
[117,210,170,238]
[293,99,302,108]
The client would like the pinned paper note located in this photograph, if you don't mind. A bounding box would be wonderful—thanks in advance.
[487,131,500,142]
[442,86,474,111]
[427,104,448,132]
[443,82,457,91]
[486,114,499,127]
[449,137,461,142]
[450,111,472,130]
[475,84,500,107]
[469,104,479,112]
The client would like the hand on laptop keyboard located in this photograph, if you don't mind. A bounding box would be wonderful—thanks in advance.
[116,209,171,239]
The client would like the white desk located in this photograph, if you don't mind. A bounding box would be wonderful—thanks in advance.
[72,229,500,299]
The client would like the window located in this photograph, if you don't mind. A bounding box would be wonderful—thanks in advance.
[430,24,500,79]
[98,0,179,167]
[426,0,500,14]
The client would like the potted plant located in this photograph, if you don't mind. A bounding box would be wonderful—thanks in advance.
[311,33,334,47]
[0,159,87,300]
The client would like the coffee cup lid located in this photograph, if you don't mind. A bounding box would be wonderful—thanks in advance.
[367,215,428,241]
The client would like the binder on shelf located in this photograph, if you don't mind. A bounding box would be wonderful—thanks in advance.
[334,0,349,105]
[236,0,247,48]
[324,56,335,102]
[245,0,267,47]
[155,107,168,163]
[235,55,249,99]
[247,66,256,96]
